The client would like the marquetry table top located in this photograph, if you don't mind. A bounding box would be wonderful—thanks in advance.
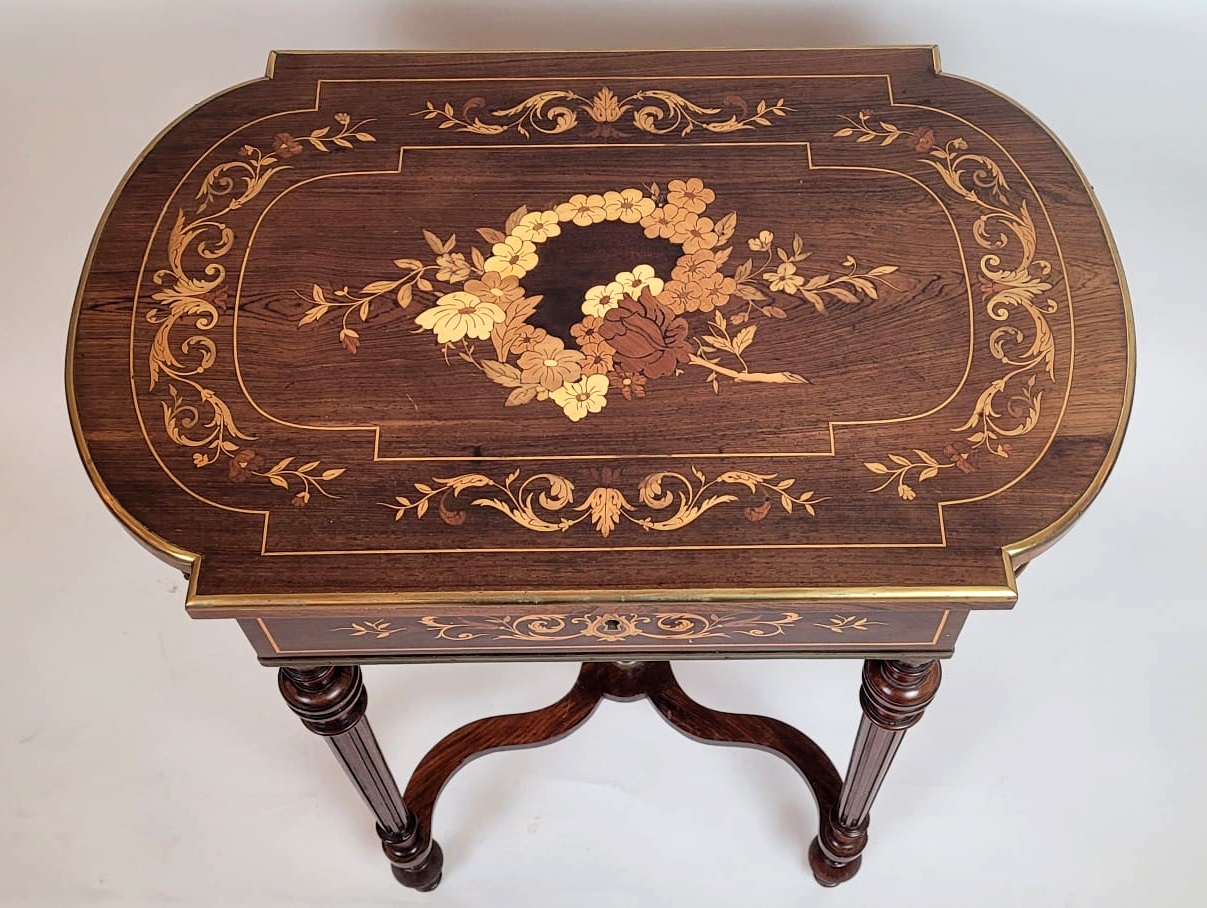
[68,49,1132,661]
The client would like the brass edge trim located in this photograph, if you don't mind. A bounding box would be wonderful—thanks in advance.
[878,92,1079,556]
[186,584,1013,617]
[930,72,1135,567]
[66,75,277,572]
[269,46,941,62]
[82,51,1122,588]
[115,68,968,567]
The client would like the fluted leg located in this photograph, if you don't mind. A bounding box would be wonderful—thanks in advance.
[809,659,941,886]
[278,665,443,891]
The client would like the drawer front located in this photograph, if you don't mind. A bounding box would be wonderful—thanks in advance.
[240,607,966,663]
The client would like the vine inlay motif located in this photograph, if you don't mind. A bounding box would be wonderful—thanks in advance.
[834,112,1060,501]
[381,467,824,538]
[813,615,888,634]
[301,178,898,421]
[416,87,792,138]
[419,611,805,643]
[337,619,404,639]
[146,113,376,504]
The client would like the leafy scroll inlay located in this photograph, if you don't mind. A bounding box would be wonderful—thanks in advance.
[419,611,805,643]
[381,467,825,538]
[834,112,1060,500]
[337,619,404,639]
[813,615,888,634]
[416,88,792,138]
[147,113,375,504]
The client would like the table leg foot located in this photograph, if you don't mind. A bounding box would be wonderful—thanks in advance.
[383,829,444,892]
[808,835,862,886]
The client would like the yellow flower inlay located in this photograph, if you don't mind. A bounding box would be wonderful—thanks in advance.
[551,374,610,422]
[582,281,625,318]
[484,236,538,278]
[512,209,561,243]
[602,188,656,224]
[614,264,664,300]
[555,193,608,227]
[414,291,505,344]
[765,261,805,294]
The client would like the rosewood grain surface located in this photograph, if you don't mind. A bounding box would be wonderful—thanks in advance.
[66,48,1134,897]
[238,607,966,663]
[278,665,442,890]
[68,49,1132,660]
[396,660,842,892]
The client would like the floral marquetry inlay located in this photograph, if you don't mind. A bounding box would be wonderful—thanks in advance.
[125,68,1075,547]
[320,612,912,646]
[302,179,899,422]
[337,619,404,639]
[813,615,888,634]
[69,49,1133,644]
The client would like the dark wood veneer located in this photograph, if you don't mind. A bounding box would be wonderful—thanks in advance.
[364,660,842,892]
[67,48,1132,893]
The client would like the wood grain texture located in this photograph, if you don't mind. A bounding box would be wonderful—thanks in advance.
[67,49,1133,660]
[239,607,966,663]
[810,659,942,885]
[398,660,842,889]
[278,665,441,891]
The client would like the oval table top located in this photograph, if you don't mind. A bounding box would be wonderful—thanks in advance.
[67,48,1132,661]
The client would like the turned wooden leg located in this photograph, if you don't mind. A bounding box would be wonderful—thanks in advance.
[809,659,941,886]
[278,665,443,891]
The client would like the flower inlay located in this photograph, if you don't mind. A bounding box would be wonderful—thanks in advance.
[301,179,899,421]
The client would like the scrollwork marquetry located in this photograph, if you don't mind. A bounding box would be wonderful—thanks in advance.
[835,112,1061,501]
[145,114,375,505]
[416,87,792,139]
[418,611,805,643]
[381,467,824,538]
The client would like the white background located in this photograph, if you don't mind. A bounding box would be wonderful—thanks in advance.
[1,1,1203,906]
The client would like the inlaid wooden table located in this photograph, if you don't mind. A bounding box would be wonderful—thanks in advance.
[67,48,1133,892]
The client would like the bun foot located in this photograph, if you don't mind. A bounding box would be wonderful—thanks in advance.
[808,837,862,887]
[390,839,444,892]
